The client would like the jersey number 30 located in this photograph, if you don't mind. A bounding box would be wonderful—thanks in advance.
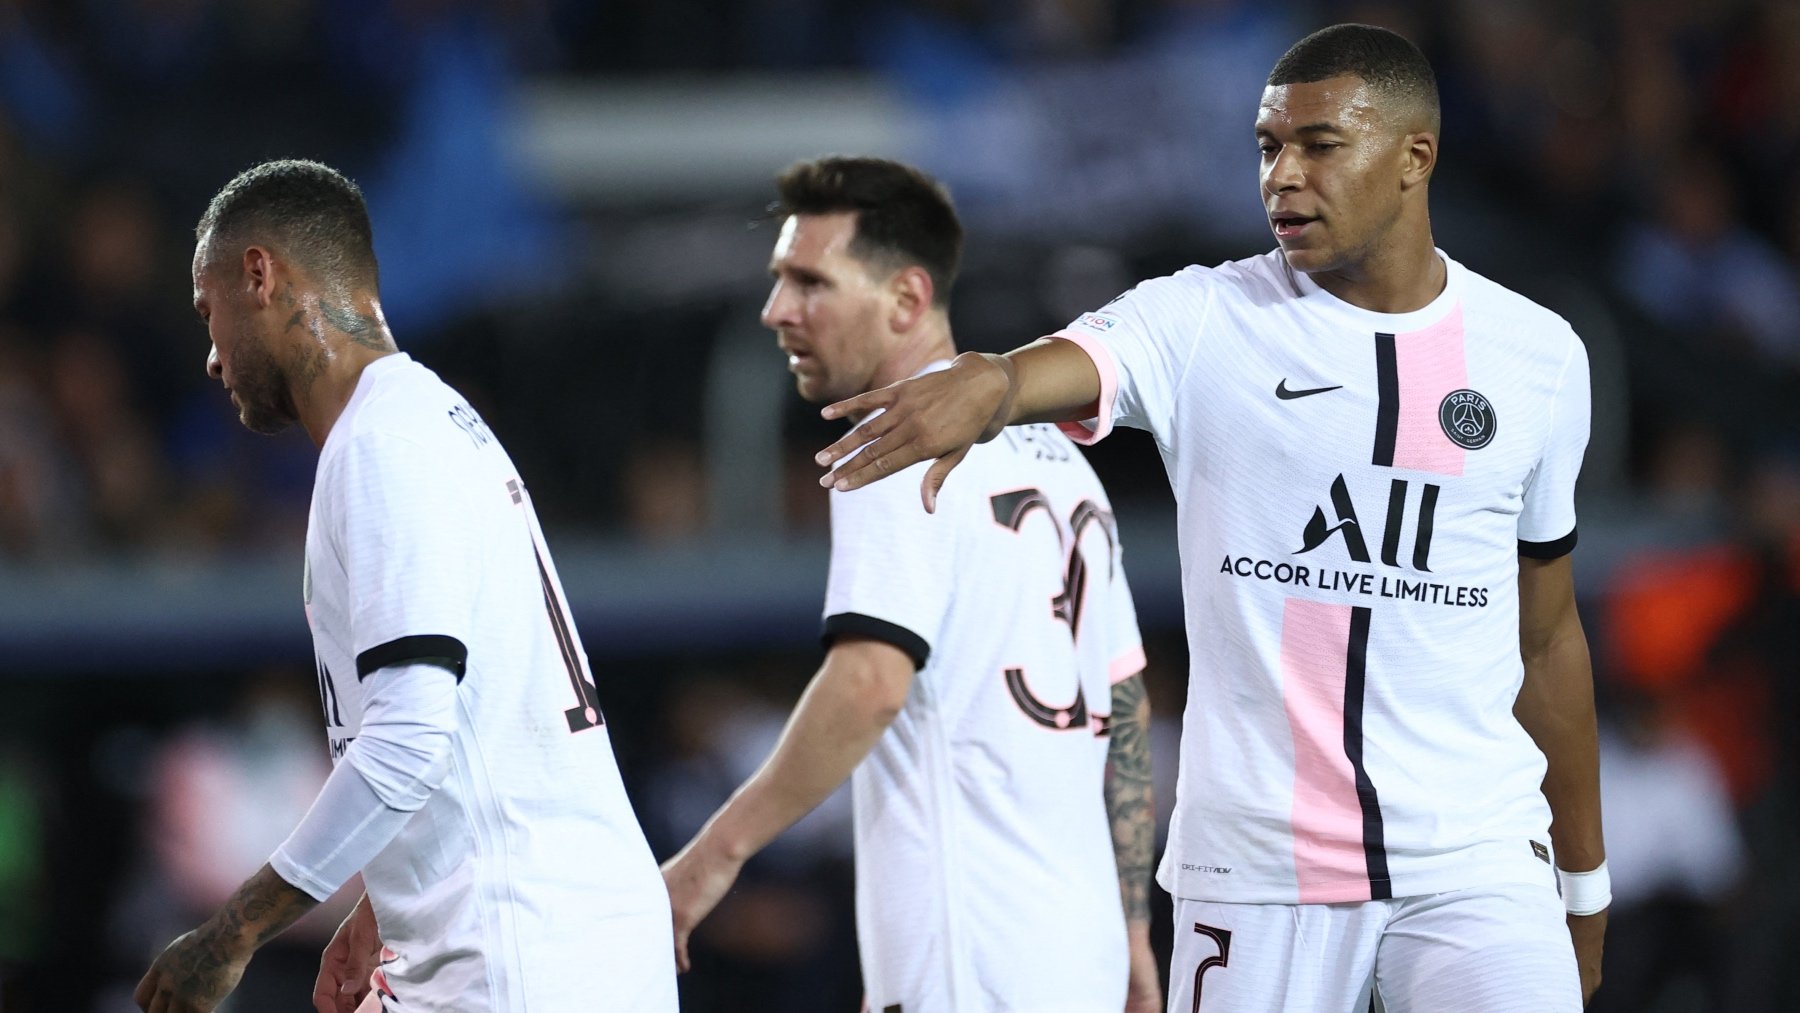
[988,488,1115,733]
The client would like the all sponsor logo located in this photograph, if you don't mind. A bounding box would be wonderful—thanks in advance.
[1216,474,1491,608]
[1079,313,1119,331]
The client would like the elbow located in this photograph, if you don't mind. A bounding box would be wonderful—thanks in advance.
[822,639,917,730]
[867,670,911,728]
[850,660,913,729]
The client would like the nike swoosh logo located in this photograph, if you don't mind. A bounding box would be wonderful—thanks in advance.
[1275,380,1343,400]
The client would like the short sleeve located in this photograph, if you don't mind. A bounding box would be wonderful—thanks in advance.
[822,460,957,670]
[1518,336,1590,558]
[1049,271,1212,447]
[333,431,481,679]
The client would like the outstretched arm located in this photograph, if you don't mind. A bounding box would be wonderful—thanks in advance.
[662,637,915,971]
[134,863,318,1012]
[816,339,1101,511]
[1515,554,1606,1005]
[1105,673,1161,1012]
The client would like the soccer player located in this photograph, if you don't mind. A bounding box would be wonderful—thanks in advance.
[813,25,1608,1013]
[134,160,678,1013]
[660,157,1162,1012]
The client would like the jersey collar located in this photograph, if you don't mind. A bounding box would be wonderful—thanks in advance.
[1287,249,1463,333]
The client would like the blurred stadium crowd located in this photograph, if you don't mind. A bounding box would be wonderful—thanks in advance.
[1,0,1798,1011]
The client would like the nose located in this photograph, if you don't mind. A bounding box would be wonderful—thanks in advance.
[206,345,222,381]
[1263,146,1303,197]
[760,279,798,331]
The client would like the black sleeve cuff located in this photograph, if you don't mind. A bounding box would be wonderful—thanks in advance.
[356,634,469,681]
[822,613,930,670]
[1519,527,1578,560]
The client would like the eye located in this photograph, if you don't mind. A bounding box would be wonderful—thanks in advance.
[1309,142,1341,153]
[1258,142,1278,155]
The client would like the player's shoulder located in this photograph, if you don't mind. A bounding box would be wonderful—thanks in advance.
[350,356,493,449]
[1102,250,1287,313]
[1453,257,1584,355]
[963,424,1111,508]
[324,356,500,482]
[1204,248,1300,304]
[828,425,1099,523]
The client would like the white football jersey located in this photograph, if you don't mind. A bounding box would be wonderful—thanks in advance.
[302,354,677,1011]
[1054,250,1590,905]
[825,383,1146,1013]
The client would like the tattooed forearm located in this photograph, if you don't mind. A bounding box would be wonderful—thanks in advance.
[217,863,318,946]
[136,865,317,1010]
[320,299,394,351]
[1105,673,1155,925]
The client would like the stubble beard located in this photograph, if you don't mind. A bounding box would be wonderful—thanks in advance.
[229,326,300,436]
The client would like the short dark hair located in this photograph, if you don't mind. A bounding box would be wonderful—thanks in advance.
[774,156,962,307]
[1268,24,1440,132]
[196,159,378,286]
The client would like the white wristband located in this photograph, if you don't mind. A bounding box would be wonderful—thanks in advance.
[1556,860,1611,915]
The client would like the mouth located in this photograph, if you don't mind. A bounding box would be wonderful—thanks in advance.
[1270,214,1318,240]
[782,348,813,372]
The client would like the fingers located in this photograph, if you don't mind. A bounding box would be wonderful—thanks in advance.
[674,931,691,975]
[313,971,341,1013]
[825,437,906,492]
[920,446,969,513]
[815,409,899,475]
[134,969,157,1010]
[315,941,348,1011]
[819,387,892,423]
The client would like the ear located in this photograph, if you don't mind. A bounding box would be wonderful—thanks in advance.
[887,265,935,333]
[1401,129,1437,190]
[241,246,280,309]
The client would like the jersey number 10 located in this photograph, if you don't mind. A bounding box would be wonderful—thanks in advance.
[511,479,605,733]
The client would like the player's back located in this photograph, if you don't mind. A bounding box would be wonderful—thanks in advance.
[824,419,1142,1013]
[303,354,676,1012]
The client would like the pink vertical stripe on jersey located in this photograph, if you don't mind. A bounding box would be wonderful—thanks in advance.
[1280,597,1371,903]
[1049,331,1118,445]
[1390,303,1467,476]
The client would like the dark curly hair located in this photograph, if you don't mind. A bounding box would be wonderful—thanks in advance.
[196,159,378,286]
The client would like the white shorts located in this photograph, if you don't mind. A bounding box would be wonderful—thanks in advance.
[1167,884,1580,1013]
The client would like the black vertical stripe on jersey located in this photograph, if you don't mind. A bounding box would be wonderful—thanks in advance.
[1343,606,1392,899]
[1372,333,1399,467]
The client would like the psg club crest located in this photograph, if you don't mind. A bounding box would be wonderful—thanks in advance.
[1438,389,1496,450]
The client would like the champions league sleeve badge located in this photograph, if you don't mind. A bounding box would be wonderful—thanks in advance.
[1438,389,1496,450]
